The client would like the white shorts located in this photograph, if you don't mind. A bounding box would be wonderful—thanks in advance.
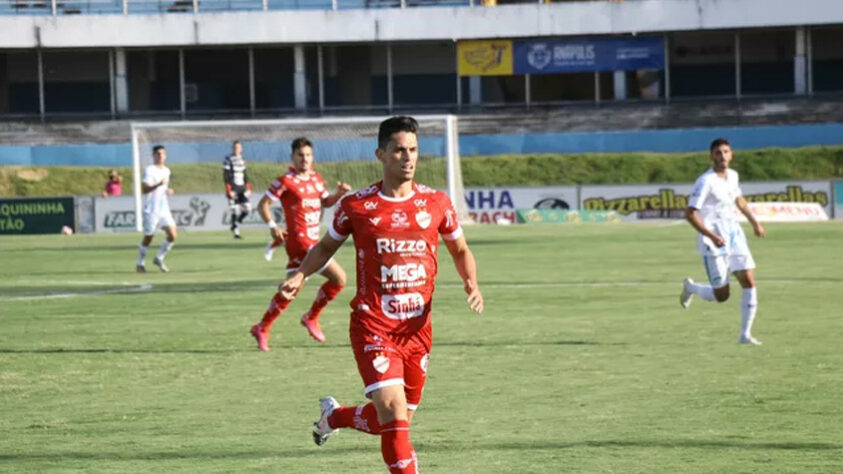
[143,210,176,236]
[702,252,756,288]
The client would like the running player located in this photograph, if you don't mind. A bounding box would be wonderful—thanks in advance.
[136,145,177,273]
[223,140,253,239]
[679,137,766,345]
[250,137,351,349]
[280,117,484,473]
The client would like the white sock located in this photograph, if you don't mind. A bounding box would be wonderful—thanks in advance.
[137,245,148,266]
[740,287,758,338]
[689,281,717,302]
[156,240,174,261]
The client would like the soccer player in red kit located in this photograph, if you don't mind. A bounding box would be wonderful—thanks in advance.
[250,137,351,351]
[280,117,484,473]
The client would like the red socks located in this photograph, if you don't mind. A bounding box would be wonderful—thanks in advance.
[260,293,291,331]
[381,420,416,473]
[306,281,344,321]
[328,403,382,435]
[270,239,283,249]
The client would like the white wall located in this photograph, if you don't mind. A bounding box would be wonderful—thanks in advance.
[1,0,843,49]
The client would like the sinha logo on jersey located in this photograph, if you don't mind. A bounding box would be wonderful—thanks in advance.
[376,238,427,254]
[381,293,426,320]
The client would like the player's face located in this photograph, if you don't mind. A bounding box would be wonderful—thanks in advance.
[710,144,732,172]
[291,145,314,174]
[377,131,418,183]
[153,148,167,165]
[233,142,242,156]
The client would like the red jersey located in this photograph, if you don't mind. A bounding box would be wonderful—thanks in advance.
[266,167,329,246]
[329,181,462,337]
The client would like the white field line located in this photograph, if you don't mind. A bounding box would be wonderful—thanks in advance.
[2,284,153,302]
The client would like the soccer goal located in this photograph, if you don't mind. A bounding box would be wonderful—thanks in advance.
[129,115,469,233]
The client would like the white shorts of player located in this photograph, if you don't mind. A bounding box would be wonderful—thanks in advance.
[143,210,176,236]
[701,252,756,289]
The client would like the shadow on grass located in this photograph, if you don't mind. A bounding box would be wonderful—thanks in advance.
[2,439,840,463]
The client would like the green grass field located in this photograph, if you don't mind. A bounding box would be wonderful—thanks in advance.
[2,223,843,473]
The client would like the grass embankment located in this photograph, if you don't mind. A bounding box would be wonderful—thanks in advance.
[2,145,842,197]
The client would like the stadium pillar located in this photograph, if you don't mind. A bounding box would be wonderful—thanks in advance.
[613,71,627,100]
[469,76,481,105]
[795,27,808,95]
[294,45,306,111]
[113,48,129,116]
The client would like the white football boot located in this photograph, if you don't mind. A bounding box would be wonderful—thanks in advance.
[312,396,340,446]
[738,334,762,346]
[679,278,694,309]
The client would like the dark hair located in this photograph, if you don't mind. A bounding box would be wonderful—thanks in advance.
[233,140,242,146]
[378,116,419,150]
[291,137,313,153]
[709,137,730,152]
[152,145,165,154]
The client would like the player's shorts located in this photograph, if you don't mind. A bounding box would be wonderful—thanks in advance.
[350,322,431,410]
[227,189,251,209]
[702,252,756,288]
[283,238,332,275]
[143,210,176,236]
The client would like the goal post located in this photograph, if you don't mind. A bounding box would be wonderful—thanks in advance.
[129,115,469,233]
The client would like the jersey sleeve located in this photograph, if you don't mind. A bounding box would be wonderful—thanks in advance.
[328,199,352,241]
[142,167,156,187]
[265,177,285,201]
[222,157,234,189]
[687,176,709,210]
[437,193,463,241]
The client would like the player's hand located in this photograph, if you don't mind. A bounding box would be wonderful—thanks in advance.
[280,272,305,300]
[753,222,766,238]
[464,279,484,314]
[336,181,352,195]
[227,191,234,199]
[709,234,725,247]
[167,188,174,196]
[245,189,252,198]
[270,226,286,243]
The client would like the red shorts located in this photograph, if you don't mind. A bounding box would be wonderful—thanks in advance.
[350,320,432,410]
[284,239,315,271]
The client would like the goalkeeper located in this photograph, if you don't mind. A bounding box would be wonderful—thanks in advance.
[223,140,253,239]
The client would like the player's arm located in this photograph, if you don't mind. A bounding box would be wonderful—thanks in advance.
[321,181,351,207]
[443,235,484,314]
[280,233,345,300]
[141,178,164,194]
[258,194,285,243]
[735,196,766,237]
[684,207,724,247]
[223,158,234,197]
[243,166,253,196]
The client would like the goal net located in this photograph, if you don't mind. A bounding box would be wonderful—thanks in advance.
[129,115,469,233]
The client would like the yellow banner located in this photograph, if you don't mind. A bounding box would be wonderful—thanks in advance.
[457,40,514,76]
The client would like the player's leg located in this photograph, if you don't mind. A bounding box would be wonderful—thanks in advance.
[733,254,761,345]
[228,195,240,237]
[153,214,177,272]
[372,384,418,474]
[300,260,346,343]
[250,267,298,352]
[137,213,158,273]
[681,255,729,307]
[237,196,251,224]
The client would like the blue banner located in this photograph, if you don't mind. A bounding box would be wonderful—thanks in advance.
[513,36,665,75]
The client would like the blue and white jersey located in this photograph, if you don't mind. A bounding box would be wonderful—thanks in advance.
[142,164,171,215]
[688,168,749,257]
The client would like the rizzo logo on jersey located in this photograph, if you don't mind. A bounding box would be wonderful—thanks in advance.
[302,198,321,208]
[381,293,426,320]
[375,238,427,254]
